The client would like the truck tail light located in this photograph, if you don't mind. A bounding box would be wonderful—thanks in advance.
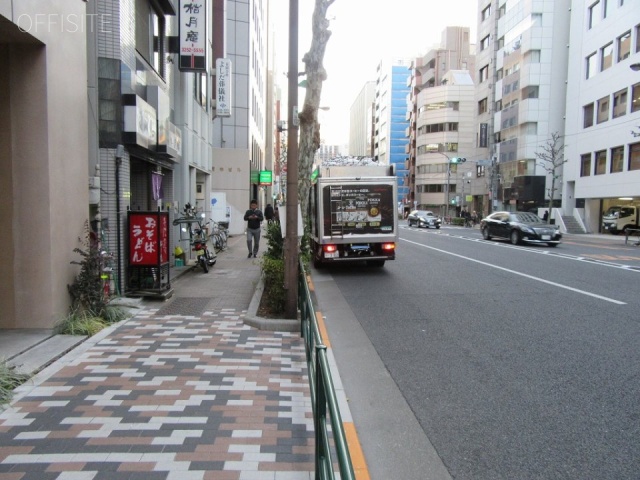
[323,245,338,253]
[381,243,395,251]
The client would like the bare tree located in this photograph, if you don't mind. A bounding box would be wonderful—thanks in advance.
[298,0,335,225]
[535,132,567,223]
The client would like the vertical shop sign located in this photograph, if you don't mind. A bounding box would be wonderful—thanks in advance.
[179,0,207,72]
[216,58,232,117]
[128,212,169,266]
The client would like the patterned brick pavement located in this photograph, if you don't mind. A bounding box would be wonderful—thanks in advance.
[0,236,315,480]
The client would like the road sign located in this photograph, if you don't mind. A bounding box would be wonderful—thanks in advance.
[475,159,492,166]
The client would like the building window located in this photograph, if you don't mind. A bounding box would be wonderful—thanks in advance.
[481,35,490,51]
[522,86,539,99]
[613,88,627,118]
[618,31,631,61]
[588,1,601,28]
[597,96,610,123]
[135,0,165,77]
[629,143,640,171]
[194,72,207,108]
[482,4,492,21]
[586,52,597,79]
[604,0,613,17]
[478,98,488,114]
[636,24,640,53]
[479,65,489,82]
[632,83,640,113]
[611,146,624,173]
[525,50,541,63]
[595,150,607,175]
[580,153,592,176]
[583,103,594,127]
[600,43,613,71]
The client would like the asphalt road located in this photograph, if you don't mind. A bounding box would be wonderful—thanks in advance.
[316,225,640,480]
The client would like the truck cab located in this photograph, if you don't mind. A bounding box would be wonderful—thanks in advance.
[602,205,639,234]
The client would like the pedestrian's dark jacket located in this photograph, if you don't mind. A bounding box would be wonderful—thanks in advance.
[244,208,264,229]
[264,204,274,220]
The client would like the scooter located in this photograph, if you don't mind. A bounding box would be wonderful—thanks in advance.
[191,225,216,273]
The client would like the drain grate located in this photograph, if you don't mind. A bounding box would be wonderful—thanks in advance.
[155,297,210,316]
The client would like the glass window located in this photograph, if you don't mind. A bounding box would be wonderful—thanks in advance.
[583,103,594,128]
[478,98,488,114]
[595,150,607,175]
[580,153,592,177]
[604,0,613,17]
[586,53,597,79]
[135,0,165,77]
[600,43,613,71]
[632,83,640,113]
[481,35,490,51]
[597,96,609,123]
[611,146,624,173]
[613,88,627,118]
[482,4,492,21]
[630,143,640,171]
[589,1,601,28]
[479,65,490,82]
[636,25,640,53]
[618,31,631,61]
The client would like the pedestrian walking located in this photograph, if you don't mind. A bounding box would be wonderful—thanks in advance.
[244,199,263,258]
[264,203,275,224]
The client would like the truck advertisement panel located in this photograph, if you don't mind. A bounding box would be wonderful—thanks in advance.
[323,183,395,235]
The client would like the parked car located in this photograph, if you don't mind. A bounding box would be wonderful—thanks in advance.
[480,211,562,247]
[407,210,442,229]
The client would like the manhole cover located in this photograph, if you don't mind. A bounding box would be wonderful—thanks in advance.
[156,297,210,316]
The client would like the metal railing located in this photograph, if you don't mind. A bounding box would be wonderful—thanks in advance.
[298,260,356,480]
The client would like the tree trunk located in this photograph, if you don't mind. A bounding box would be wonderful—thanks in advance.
[298,0,334,227]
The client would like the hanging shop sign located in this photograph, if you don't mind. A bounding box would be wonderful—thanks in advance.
[216,58,232,117]
[123,94,157,150]
[259,170,272,185]
[179,0,207,72]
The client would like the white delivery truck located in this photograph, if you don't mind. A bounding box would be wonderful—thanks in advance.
[308,165,398,267]
[602,205,640,234]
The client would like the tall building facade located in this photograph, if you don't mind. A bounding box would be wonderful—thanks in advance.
[489,0,570,212]
[349,81,375,156]
[374,58,411,203]
[564,0,640,232]
[211,0,270,235]
[406,27,479,217]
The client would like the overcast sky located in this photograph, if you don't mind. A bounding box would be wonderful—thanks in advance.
[272,0,478,146]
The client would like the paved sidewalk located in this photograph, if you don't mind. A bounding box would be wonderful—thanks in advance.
[0,235,315,480]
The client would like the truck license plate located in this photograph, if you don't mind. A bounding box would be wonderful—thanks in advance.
[325,251,338,259]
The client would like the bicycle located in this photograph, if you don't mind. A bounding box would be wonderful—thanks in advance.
[209,219,228,252]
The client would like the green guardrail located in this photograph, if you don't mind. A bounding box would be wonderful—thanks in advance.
[298,261,356,480]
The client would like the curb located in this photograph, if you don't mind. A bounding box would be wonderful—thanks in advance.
[243,275,300,332]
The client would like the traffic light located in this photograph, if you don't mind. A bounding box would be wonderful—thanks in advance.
[450,157,467,164]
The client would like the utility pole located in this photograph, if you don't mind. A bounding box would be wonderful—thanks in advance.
[284,0,299,319]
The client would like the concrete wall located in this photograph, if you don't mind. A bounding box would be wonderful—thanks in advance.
[0,1,89,328]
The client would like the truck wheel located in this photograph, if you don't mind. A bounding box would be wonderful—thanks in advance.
[367,260,385,267]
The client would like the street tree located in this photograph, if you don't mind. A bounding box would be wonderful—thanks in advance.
[535,131,567,223]
[298,0,335,226]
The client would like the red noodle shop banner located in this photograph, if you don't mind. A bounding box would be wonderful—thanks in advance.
[128,212,169,266]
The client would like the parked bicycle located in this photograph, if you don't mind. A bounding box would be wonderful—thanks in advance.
[208,219,228,253]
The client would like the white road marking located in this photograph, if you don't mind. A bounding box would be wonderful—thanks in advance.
[400,238,626,305]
